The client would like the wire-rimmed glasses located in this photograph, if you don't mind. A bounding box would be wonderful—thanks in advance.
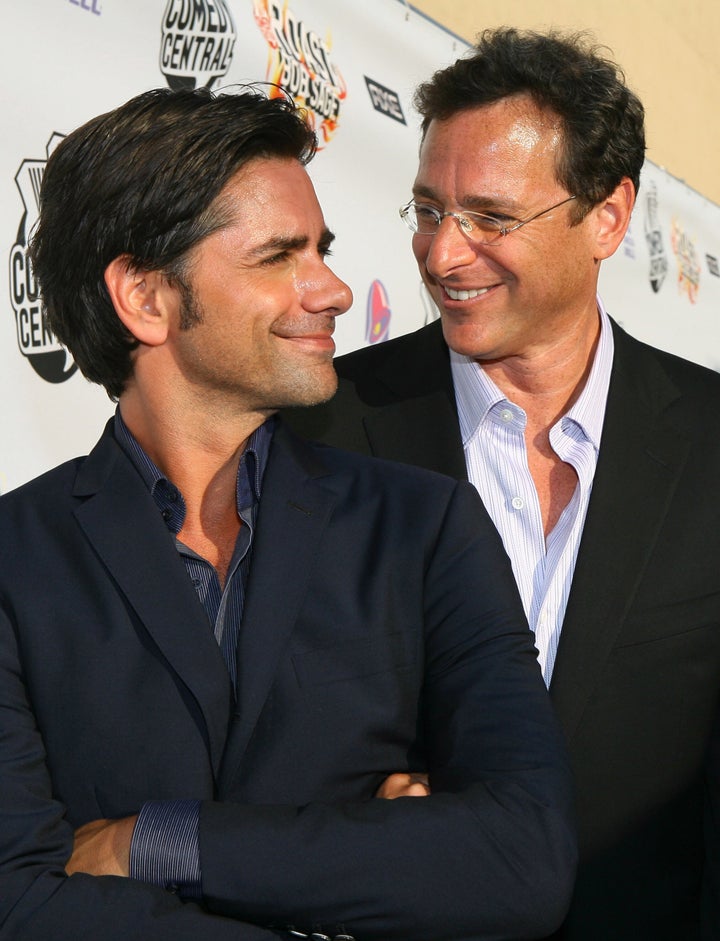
[399,195,577,246]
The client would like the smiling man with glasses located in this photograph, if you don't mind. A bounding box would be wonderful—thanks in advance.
[287,26,720,941]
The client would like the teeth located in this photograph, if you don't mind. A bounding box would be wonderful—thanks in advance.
[445,286,490,301]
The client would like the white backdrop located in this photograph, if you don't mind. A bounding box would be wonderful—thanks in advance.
[2,0,719,493]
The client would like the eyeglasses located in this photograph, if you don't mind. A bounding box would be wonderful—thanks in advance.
[399,195,577,245]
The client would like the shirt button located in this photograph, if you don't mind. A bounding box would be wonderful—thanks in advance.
[511,496,524,510]
[500,408,513,423]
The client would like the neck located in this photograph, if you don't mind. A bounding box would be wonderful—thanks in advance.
[481,306,601,427]
[118,387,268,511]
[119,389,269,585]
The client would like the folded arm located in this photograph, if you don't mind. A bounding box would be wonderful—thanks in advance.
[67,774,429,878]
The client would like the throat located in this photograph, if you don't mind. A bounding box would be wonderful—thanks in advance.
[178,516,242,588]
[526,440,579,538]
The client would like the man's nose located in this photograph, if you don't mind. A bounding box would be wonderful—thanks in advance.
[307,266,353,317]
[418,216,478,279]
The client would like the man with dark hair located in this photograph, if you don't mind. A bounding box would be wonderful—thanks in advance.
[286,27,720,941]
[0,86,576,941]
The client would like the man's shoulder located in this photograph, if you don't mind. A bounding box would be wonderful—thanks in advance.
[0,423,121,521]
[0,457,84,511]
[334,320,447,382]
[0,459,89,572]
[280,421,460,493]
[612,321,720,398]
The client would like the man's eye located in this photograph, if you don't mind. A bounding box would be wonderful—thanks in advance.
[261,251,290,266]
[466,212,514,232]
[476,212,512,223]
[415,205,439,221]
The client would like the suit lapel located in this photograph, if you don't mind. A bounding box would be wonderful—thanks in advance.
[550,325,692,740]
[219,426,339,785]
[73,425,233,776]
[361,321,468,479]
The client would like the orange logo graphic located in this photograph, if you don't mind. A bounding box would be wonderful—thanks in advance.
[253,0,346,147]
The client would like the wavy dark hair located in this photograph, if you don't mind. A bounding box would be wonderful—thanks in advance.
[414,27,646,221]
[30,86,317,399]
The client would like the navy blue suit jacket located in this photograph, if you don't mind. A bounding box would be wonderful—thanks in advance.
[284,318,720,940]
[0,420,575,941]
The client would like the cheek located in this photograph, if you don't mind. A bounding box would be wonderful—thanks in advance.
[411,234,430,268]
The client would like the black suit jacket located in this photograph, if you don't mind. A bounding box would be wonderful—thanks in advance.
[0,419,575,941]
[284,318,720,940]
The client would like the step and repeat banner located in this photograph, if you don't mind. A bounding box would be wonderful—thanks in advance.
[2,0,719,492]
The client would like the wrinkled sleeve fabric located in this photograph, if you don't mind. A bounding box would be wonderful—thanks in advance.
[130,799,202,898]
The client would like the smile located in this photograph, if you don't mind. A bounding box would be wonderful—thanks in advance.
[281,334,336,351]
[445,286,492,301]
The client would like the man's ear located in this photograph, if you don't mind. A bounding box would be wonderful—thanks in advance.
[592,177,636,261]
[104,256,170,346]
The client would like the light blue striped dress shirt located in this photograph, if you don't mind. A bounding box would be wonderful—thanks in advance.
[450,300,614,684]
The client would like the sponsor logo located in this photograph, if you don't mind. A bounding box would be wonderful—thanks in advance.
[670,219,701,303]
[707,254,720,278]
[366,279,391,344]
[253,0,346,147]
[8,135,78,384]
[160,0,236,90]
[364,77,406,125]
[644,181,667,293]
[68,0,102,13]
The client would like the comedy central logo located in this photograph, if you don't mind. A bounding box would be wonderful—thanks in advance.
[8,134,78,384]
[160,0,236,90]
[253,0,346,147]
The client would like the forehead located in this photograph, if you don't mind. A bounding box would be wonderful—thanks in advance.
[182,156,326,269]
[203,156,324,246]
[416,95,563,199]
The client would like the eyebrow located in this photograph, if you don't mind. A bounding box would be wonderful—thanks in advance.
[248,227,336,257]
[412,184,524,215]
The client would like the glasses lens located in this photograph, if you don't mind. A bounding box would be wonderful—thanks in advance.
[405,204,439,234]
[400,203,505,243]
[462,213,504,242]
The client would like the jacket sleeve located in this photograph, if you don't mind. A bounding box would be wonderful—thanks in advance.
[198,480,577,941]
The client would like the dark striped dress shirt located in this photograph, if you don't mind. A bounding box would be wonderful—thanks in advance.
[113,409,274,897]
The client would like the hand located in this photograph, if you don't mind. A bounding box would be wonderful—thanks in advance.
[66,815,138,877]
[376,772,431,799]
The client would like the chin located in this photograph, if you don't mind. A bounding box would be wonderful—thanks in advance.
[440,320,493,359]
[273,369,338,410]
